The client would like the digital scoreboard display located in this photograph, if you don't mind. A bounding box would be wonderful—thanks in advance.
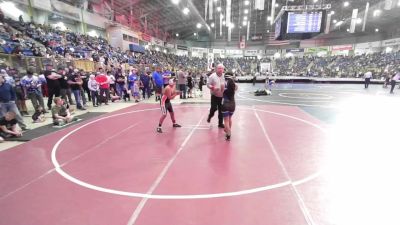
[286,11,323,33]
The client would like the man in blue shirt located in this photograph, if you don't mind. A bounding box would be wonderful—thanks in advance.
[152,66,164,102]
[0,75,27,130]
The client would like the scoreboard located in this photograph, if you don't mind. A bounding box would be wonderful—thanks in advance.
[274,10,327,40]
[287,11,323,33]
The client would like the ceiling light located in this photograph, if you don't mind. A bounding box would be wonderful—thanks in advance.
[214,0,218,2]
[242,21,247,26]
[275,3,279,7]
[176,33,179,37]
[182,7,189,15]
[313,0,318,3]
[330,11,335,15]
[335,21,343,26]
[244,9,249,14]
[217,6,221,12]
[243,16,248,20]
[222,21,226,25]
[346,28,350,32]
[356,18,362,24]
[196,23,202,29]
[343,1,349,7]
[210,22,215,28]
[194,33,197,36]
[375,28,379,32]
[171,0,180,5]
[373,9,381,17]
[267,16,272,21]
[333,19,337,23]
[244,0,250,6]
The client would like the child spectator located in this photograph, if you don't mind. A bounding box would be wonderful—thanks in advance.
[51,97,77,126]
[32,105,46,123]
[87,74,99,107]
[0,111,22,139]
[132,79,140,103]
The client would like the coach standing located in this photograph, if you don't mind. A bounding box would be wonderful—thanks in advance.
[207,64,225,128]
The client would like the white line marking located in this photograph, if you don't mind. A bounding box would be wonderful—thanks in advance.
[278,92,334,100]
[0,169,55,201]
[181,127,210,130]
[126,115,206,225]
[49,106,325,200]
[60,122,141,168]
[253,106,316,225]
[237,92,335,108]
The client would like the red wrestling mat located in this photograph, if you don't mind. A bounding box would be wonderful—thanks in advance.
[0,104,335,225]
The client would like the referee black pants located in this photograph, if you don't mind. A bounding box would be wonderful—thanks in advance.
[208,95,223,126]
[390,80,396,93]
[365,78,371,88]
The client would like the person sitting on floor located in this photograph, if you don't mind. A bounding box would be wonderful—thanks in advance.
[0,111,23,139]
[51,97,77,126]
[32,105,46,123]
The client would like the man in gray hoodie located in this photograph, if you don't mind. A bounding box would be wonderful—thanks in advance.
[177,65,187,99]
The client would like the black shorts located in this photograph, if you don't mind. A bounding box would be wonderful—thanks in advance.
[222,100,235,117]
[155,86,162,95]
[160,101,173,115]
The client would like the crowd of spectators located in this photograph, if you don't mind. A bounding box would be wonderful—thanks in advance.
[1,14,400,78]
[275,52,400,78]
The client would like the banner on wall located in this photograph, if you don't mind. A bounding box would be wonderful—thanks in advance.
[285,48,304,53]
[213,49,225,54]
[151,38,164,46]
[355,41,382,49]
[244,50,258,56]
[331,45,353,51]
[141,33,152,42]
[382,38,400,47]
[305,47,329,53]
[191,47,208,54]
